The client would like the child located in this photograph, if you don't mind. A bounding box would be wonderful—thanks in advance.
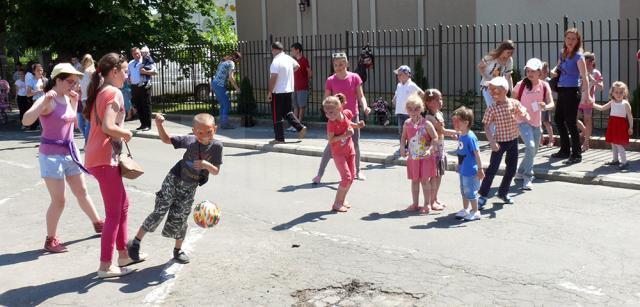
[577,52,604,152]
[392,65,424,140]
[140,46,156,89]
[453,107,485,221]
[478,77,529,208]
[400,93,438,214]
[14,69,29,126]
[540,62,556,148]
[128,113,223,264]
[424,88,457,210]
[592,81,633,170]
[322,94,365,212]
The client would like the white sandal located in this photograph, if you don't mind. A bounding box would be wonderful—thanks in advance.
[97,266,135,279]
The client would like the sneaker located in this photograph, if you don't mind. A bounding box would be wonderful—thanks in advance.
[522,178,533,191]
[118,252,148,267]
[455,209,469,219]
[141,126,151,131]
[604,160,620,166]
[618,162,629,170]
[514,173,524,180]
[286,126,296,132]
[463,211,482,221]
[498,195,514,204]
[478,196,487,210]
[127,240,141,261]
[550,151,570,159]
[356,172,367,180]
[563,156,582,164]
[173,249,190,264]
[93,220,104,233]
[312,175,321,184]
[297,126,308,140]
[44,236,68,253]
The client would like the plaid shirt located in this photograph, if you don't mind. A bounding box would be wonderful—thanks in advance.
[482,98,521,142]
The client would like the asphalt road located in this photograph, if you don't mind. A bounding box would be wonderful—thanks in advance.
[1,131,639,306]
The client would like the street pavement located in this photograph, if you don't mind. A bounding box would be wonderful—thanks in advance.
[1,127,640,306]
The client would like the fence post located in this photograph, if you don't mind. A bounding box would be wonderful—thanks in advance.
[345,30,350,58]
[438,23,443,91]
[563,15,569,31]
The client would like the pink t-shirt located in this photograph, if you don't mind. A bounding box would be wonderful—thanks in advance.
[84,86,126,168]
[579,69,603,110]
[325,72,362,115]
[327,109,355,157]
[514,80,551,128]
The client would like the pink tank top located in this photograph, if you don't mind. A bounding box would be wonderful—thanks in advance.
[39,97,76,156]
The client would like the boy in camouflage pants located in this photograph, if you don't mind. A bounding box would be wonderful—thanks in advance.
[128,113,223,264]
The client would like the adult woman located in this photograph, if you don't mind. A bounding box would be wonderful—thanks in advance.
[78,54,95,142]
[551,28,590,164]
[25,63,47,130]
[84,53,136,278]
[312,52,371,183]
[21,63,103,253]
[211,51,241,129]
[478,40,515,108]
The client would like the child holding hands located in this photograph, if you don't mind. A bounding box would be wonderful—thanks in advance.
[323,94,365,212]
[592,81,633,170]
[401,93,439,214]
[128,113,223,264]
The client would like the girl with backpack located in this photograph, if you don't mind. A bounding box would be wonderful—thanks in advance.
[513,58,555,190]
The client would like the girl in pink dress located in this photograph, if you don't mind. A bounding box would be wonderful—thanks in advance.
[400,94,439,214]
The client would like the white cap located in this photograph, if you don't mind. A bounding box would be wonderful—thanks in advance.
[524,58,543,71]
[487,76,509,90]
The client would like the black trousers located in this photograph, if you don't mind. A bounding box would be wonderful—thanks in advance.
[271,93,304,141]
[555,87,581,158]
[19,96,39,129]
[132,85,152,128]
[479,138,519,198]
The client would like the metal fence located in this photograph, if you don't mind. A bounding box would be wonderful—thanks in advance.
[152,16,640,135]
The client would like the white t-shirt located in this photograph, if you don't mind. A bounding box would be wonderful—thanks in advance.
[25,72,34,85]
[29,77,45,100]
[80,69,94,100]
[15,80,27,96]
[480,57,513,87]
[270,52,298,93]
[394,79,421,115]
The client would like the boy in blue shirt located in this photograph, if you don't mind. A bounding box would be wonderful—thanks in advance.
[453,107,485,221]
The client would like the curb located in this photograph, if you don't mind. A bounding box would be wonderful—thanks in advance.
[132,129,640,191]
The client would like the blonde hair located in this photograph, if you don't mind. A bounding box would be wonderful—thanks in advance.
[80,54,95,73]
[608,81,629,100]
[453,106,474,128]
[322,93,346,109]
[405,93,425,113]
[193,113,215,126]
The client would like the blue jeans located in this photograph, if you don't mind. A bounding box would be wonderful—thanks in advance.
[517,123,542,179]
[212,83,230,126]
[459,174,481,200]
[479,138,518,198]
[77,112,90,142]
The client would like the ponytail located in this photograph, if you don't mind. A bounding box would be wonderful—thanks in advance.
[82,53,127,120]
[335,93,347,105]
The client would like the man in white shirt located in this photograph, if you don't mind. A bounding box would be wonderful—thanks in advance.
[128,47,157,131]
[267,41,307,143]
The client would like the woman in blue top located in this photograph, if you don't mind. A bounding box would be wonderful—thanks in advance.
[550,28,590,164]
[211,51,241,129]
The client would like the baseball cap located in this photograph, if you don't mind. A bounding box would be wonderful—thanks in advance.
[394,65,411,75]
[487,76,509,90]
[524,58,543,71]
[271,41,284,50]
[50,63,84,79]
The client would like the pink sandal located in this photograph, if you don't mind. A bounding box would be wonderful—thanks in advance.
[406,204,420,212]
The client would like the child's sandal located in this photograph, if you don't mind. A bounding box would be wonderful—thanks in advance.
[406,204,420,212]
[430,203,445,211]
[332,204,348,212]
[419,206,431,214]
[343,201,352,209]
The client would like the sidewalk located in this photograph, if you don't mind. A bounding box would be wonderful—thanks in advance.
[126,116,640,190]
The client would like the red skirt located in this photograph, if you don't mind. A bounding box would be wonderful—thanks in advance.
[605,116,629,145]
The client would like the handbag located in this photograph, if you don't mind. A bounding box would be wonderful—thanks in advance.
[549,57,563,92]
[93,91,144,179]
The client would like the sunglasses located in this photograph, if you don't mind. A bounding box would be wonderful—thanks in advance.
[332,52,347,59]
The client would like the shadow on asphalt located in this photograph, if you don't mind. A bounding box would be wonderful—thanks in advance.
[411,202,507,230]
[0,263,170,306]
[278,182,339,192]
[0,235,100,267]
[361,209,418,221]
[271,210,337,231]
[224,150,266,157]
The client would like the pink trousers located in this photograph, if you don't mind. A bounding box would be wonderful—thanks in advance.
[89,165,129,262]
[333,153,355,188]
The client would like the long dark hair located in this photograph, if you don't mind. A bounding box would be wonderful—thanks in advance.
[486,40,515,61]
[83,53,127,120]
[44,73,72,92]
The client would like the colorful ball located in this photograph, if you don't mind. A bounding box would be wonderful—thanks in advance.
[193,200,221,228]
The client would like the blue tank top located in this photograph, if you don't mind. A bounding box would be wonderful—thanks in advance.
[558,51,584,88]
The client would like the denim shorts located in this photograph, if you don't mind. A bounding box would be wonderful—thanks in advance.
[39,154,83,179]
[459,174,480,200]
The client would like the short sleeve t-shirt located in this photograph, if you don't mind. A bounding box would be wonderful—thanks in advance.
[15,80,27,96]
[394,79,421,115]
[29,78,45,100]
[558,52,585,88]
[85,86,126,168]
[212,60,235,87]
[513,80,551,127]
[270,52,297,93]
[327,109,355,156]
[457,131,480,176]
[294,56,310,91]
[169,136,223,186]
[325,72,363,115]
[589,69,603,97]
[480,57,514,87]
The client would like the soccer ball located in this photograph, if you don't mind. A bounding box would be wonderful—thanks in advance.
[193,200,221,228]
